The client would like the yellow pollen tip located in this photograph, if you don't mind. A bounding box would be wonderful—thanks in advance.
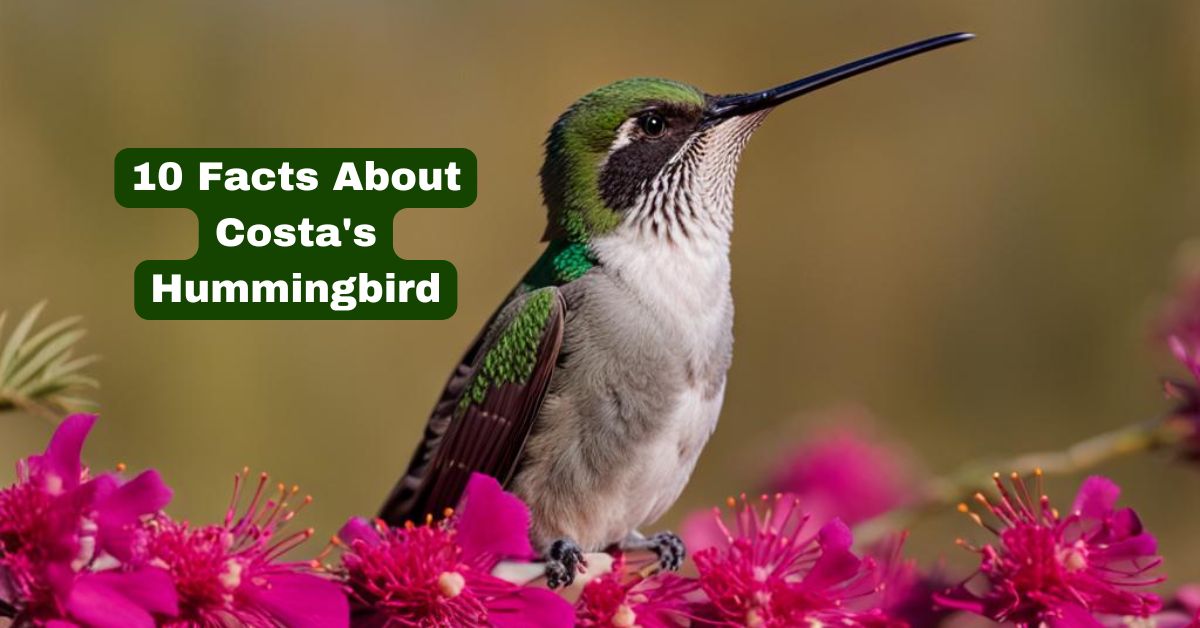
[1010,471,1020,480]
[443,507,454,518]
[303,527,315,537]
[957,503,969,513]
[725,497,736,508]
[116,462,127,472]
[303,495,313,504]
[1034,468,1044,476]
[992,472,1000,479]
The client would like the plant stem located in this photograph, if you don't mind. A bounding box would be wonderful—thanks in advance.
[854,413,1189,545]
[0,394,66,422]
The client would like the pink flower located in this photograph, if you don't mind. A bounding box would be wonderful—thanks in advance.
[140,468,347,627]
[1157,253,1200,356]
[765,425,917,527]
[1171,336,1200,387]
[0,414,178,627]
[1166,585,1200,628]
[682,423,917,559]
[937,472,1163,627]
[1164,340,1200,462]
[575,556,702,627]
[1158,254,1200,459]
[1102,584,1200,627]
[868,533,952,627]
[1177,585,1200,625]
[337,473,573,627]
[691,493,902,627]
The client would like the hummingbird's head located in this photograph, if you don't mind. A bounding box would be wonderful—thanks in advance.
[539,33,972,246]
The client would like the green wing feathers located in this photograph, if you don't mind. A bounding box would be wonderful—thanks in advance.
[459,288,557,412]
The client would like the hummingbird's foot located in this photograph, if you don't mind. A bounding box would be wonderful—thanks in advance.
[544,538,586,589]
[619,530,687,572]
[650,531,687,571]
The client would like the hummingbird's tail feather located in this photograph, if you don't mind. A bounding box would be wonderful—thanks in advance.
[379,356,480,525]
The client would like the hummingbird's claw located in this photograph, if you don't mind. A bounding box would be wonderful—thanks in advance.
[648,531,686,572]
[544,538,586,589]
[618,530,687,572]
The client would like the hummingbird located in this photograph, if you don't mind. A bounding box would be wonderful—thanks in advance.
[380,32,972,588]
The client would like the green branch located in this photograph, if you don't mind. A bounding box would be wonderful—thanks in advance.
[855,412,1188,545]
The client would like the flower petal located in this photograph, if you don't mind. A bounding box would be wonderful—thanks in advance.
[1071,476,1120,519]
[337,517,380,547]
[1176,584,1200,613]
[932,585,987,615]
[103,470,172,519]
[1047,603,1104,628]
[680,508,726,554]
[29,414,96,493]
[484,583,575,628]
[767,424,915,525]
[104,568,179,617]
[1170,336,1200,381]
[65,568,177,628]
[96,470,173,560]
[1093,532,1159,562]
[816,517,854,551]
[241,572,349,628]
[1108,507,1144,538]
[802,519,863,590]
[456,473,534,563]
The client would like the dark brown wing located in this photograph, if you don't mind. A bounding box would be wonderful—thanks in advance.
[379,287,565,524]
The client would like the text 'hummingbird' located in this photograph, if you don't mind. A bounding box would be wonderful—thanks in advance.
[381,32,973,588]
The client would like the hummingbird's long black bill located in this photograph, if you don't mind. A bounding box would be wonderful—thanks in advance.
[703,32,974,124]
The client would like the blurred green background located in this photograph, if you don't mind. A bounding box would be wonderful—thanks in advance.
[3,0,1199,586]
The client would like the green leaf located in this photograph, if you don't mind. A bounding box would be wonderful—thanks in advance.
[0,301,45,378]
[44,354,101,380]
[7,329,87,391]
[0,302,99,420]
[20,315,83,362]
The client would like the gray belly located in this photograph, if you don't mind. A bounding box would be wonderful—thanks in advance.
[508,273,732,552]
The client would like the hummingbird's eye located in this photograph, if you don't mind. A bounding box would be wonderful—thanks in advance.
[638,113,666,137]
